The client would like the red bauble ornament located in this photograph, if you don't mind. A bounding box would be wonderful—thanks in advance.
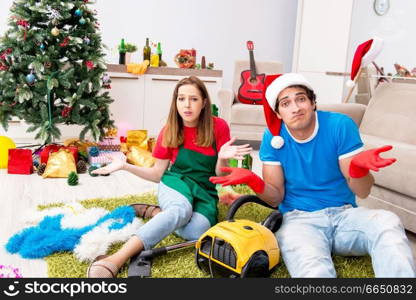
[85,60,94,70]
[61,106,72,118]
[59,37,70,47]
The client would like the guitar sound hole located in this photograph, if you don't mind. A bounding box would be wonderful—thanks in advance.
[249,78,258,85]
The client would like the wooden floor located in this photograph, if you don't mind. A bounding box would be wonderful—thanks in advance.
[1,150,415,277]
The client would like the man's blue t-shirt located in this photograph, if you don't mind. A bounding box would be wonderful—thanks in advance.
[259,111,363,214]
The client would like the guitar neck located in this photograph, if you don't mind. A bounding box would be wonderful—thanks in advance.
[249,50,257,79]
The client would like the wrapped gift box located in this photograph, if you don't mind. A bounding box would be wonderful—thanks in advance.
[97,138,121,152]
[40,145,78,164]
[8,149,33,175]
[89,151,125,165]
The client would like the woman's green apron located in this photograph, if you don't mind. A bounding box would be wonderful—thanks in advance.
[161,142,218,226]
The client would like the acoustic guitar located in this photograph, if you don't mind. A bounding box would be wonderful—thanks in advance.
[237,41,265,105]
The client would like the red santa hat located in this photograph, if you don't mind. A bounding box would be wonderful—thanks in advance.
[263,73,314,149]
[346,37,384,87]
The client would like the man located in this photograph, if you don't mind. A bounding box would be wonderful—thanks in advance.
[210,73,416,277]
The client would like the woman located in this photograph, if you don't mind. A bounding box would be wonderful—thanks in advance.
[87,76,251,277]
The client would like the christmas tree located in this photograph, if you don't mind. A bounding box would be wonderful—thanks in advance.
[0,0,114,143]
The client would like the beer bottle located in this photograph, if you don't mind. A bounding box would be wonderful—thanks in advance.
[156,42,162,65]
[242,154,253,170]
[119,38,126,64]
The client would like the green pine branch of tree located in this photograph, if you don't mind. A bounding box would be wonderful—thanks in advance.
[0,0,114,143]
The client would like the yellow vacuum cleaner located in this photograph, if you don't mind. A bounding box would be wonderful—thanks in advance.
[195,195,282,278]
[128,195,282,278]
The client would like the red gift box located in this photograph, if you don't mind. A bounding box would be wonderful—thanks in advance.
[40,145,78,164]
[7,149,33,174]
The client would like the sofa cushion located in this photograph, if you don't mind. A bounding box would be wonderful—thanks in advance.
[231,103,267,126]
[317,103,366,127]
[361,134,416,199]
[360,82,416,145]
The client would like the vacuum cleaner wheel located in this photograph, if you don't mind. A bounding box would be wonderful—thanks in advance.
[240,251,270,278]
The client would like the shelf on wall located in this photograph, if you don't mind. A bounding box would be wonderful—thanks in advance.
[106,64,222,78]
[372,75,416,84]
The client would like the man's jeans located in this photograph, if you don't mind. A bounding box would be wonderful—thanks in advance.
[276,205,416,277]
[135,182,211,250]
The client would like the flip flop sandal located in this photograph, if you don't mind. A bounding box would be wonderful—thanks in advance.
[130,203,161,219]
[87,255,119,278]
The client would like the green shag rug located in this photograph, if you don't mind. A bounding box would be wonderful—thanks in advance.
[39,187,374,278]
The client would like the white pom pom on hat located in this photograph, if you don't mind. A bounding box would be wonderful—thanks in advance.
[262,73,313,149]
[345,79,356,88]
[346,37,384,87]
[271,136,284,149]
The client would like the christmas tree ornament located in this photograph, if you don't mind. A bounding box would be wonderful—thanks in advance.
[51,27,60,36]
[40,43,45,51]
[52,19,59,26]
[44,61,52,69]
[75,9,82,17]
[61,106,72,118]
[59,37,70,47]
[76,160,87,174]
[83,37,90,45]
[79,18,86,25]
[37,163,47,176]
[0,62,8,71]
[16,19,29,40]
[85,60,94,70]
[102,73,110,83]
[67,171,79,186]
[26,72,36,85]
[78,151,89,162]
[88,165,99,177]
[88,146,99,157]
[48,9,63,21]
[102,73,111,89]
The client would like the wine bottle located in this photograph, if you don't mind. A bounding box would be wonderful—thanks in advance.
[119,38,126,64]
[201,56,206,69]
[143,38,151,62]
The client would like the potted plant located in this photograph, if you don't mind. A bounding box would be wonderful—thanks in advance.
[118,42,137,64]
[125,43,137,64]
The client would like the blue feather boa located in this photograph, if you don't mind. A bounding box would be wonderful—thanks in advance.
[6,205,135,259]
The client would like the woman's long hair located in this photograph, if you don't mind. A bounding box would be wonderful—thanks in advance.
[162,76,214,148]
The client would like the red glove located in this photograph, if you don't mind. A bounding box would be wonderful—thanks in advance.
[209,167,265,194]
[349,145,397,178]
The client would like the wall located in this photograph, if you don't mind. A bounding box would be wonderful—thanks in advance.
[348,0,416,76]
[0,0,298,90]
[292,0,354,104]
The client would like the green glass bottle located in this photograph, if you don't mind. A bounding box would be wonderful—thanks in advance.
[119,38,126,64]
[242,154,253,170]
[143,38,151,62]
[156,42,162,65]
